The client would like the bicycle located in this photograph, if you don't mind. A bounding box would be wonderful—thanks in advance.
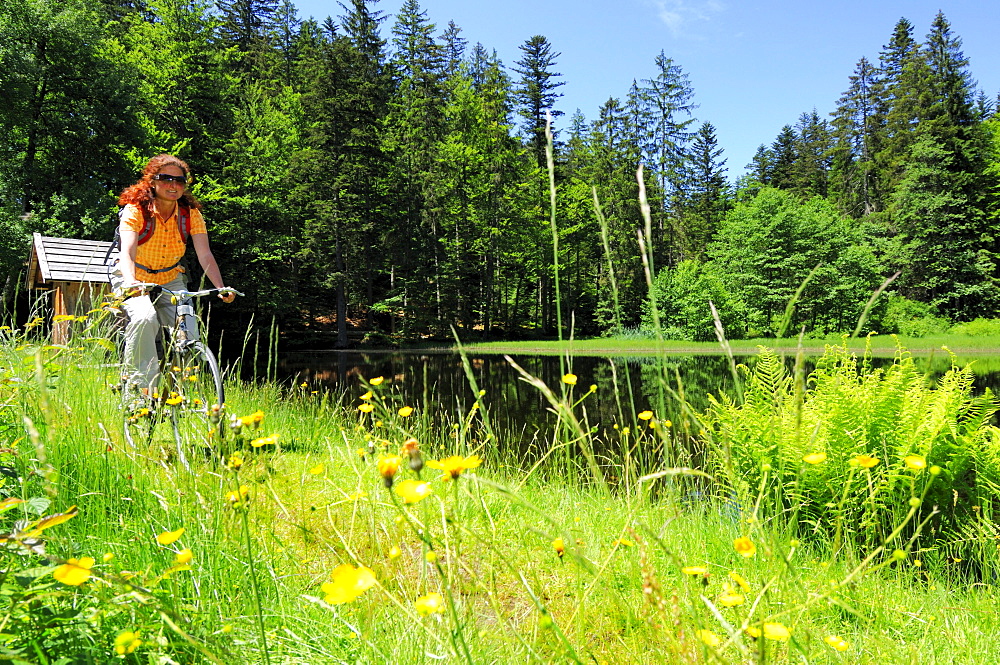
[119,284,243,469]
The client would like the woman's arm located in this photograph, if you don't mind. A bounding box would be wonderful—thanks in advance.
[119,228,140,286]
[191,233,235,303]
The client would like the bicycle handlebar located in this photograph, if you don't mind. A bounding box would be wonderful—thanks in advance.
[129,283,246,299]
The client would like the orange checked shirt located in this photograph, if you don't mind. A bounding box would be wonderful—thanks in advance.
[120,203,207,285]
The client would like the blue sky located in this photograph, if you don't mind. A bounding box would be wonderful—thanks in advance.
[292,0,999,178]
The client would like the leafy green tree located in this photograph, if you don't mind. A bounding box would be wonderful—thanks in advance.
[0,0,145,232]
[709,187,883,337]
[645,259,743,341]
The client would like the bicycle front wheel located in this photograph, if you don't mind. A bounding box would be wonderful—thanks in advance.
[166,342,226,464]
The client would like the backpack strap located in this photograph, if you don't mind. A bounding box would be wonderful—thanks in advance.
[127,202,193,274]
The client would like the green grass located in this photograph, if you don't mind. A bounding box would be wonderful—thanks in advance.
[2,330,1000,663]
[457,333,1000,359]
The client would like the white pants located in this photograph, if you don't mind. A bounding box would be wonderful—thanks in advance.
[111,273,198,391]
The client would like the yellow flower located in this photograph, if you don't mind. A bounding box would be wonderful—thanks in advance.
[696,629,721,647]
[226,452,243,470]
[360,391,373,400]
[803,452,827,464]
[414,592,446,616]
[369,376,384,386]
[239,410,265,428]
[850,454,880,468]
[320,564,377,604]
[719,591,745,606]
[251,434,279,448]
[824,634,849,651]
[388,546,402,560]
[226,485,250,506]
[552,538,565,558]
[165,395,183,406]
[395,479,433,504]
[733,536,756,558]
[762,622,791,641]
[175,549,194,565]
[744,626,761,639]
[114,630,142,656]
[155,528,185,546]
[904,455,926,471]
[612,538,633,547]
[309,464,325,475]
[377,455,402,483]
[426,454,482,480]
[358,403,375,414]
[728,571,751,593]
[562,373,578,386]
[102,552,114,563]
[637,410,653,421]
[682,566,708,576]
[398,405,414,417]
[53,557,95,586]
[425,551,438,563]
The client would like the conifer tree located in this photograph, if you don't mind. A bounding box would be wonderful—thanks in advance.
[512,35,564,169]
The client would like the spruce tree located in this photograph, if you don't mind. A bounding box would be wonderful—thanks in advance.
[512,35,564,170]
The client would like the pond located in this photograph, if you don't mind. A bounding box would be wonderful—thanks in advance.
[267,349,1000,463]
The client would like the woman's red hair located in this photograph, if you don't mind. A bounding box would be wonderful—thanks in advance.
[118,154,202,210]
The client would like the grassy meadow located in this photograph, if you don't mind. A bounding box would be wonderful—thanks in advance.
[2,317,1000,664]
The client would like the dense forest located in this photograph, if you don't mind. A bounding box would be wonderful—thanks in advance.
[1,0,998,345]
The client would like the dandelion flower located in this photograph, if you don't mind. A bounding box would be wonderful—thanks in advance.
[762,622,791,641]
[824,635,849,651]
[414,592,446,616]
[728,571,751,593]
[850,454,879,468]
[155,528,185,546]
[320,564,377,604]
[369,376,384,386]
[251,434,278,448]
[552,538,565,558]
[240,410,264,428]
[377,455,402,486]
[682,566,708,576]
[696,629,721,647]
[562,373,577,386]
[718,593,744,607]
[165,395,183,406]
[427,454,482,480]
[53,557,95,586]
[904,455,926,471]
[637,410,653,421]
[114,630,142,656]
[395,479,433,504]
[733,536,756,558]
[175,549,194,565]
[358,403,374,414]
[398,406,414,417]
[226,485,250,506]
[803,452,827,464]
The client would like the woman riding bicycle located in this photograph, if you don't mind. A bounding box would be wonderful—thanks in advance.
[111,154,235,393]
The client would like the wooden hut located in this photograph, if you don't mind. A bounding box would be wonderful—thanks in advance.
[25,233,115,343]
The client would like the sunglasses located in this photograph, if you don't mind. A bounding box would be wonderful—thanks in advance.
[153,173,188,185]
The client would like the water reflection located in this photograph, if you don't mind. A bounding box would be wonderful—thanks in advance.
[273,350,1000,465]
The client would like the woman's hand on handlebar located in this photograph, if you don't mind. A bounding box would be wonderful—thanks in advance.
[218,288,237,304]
